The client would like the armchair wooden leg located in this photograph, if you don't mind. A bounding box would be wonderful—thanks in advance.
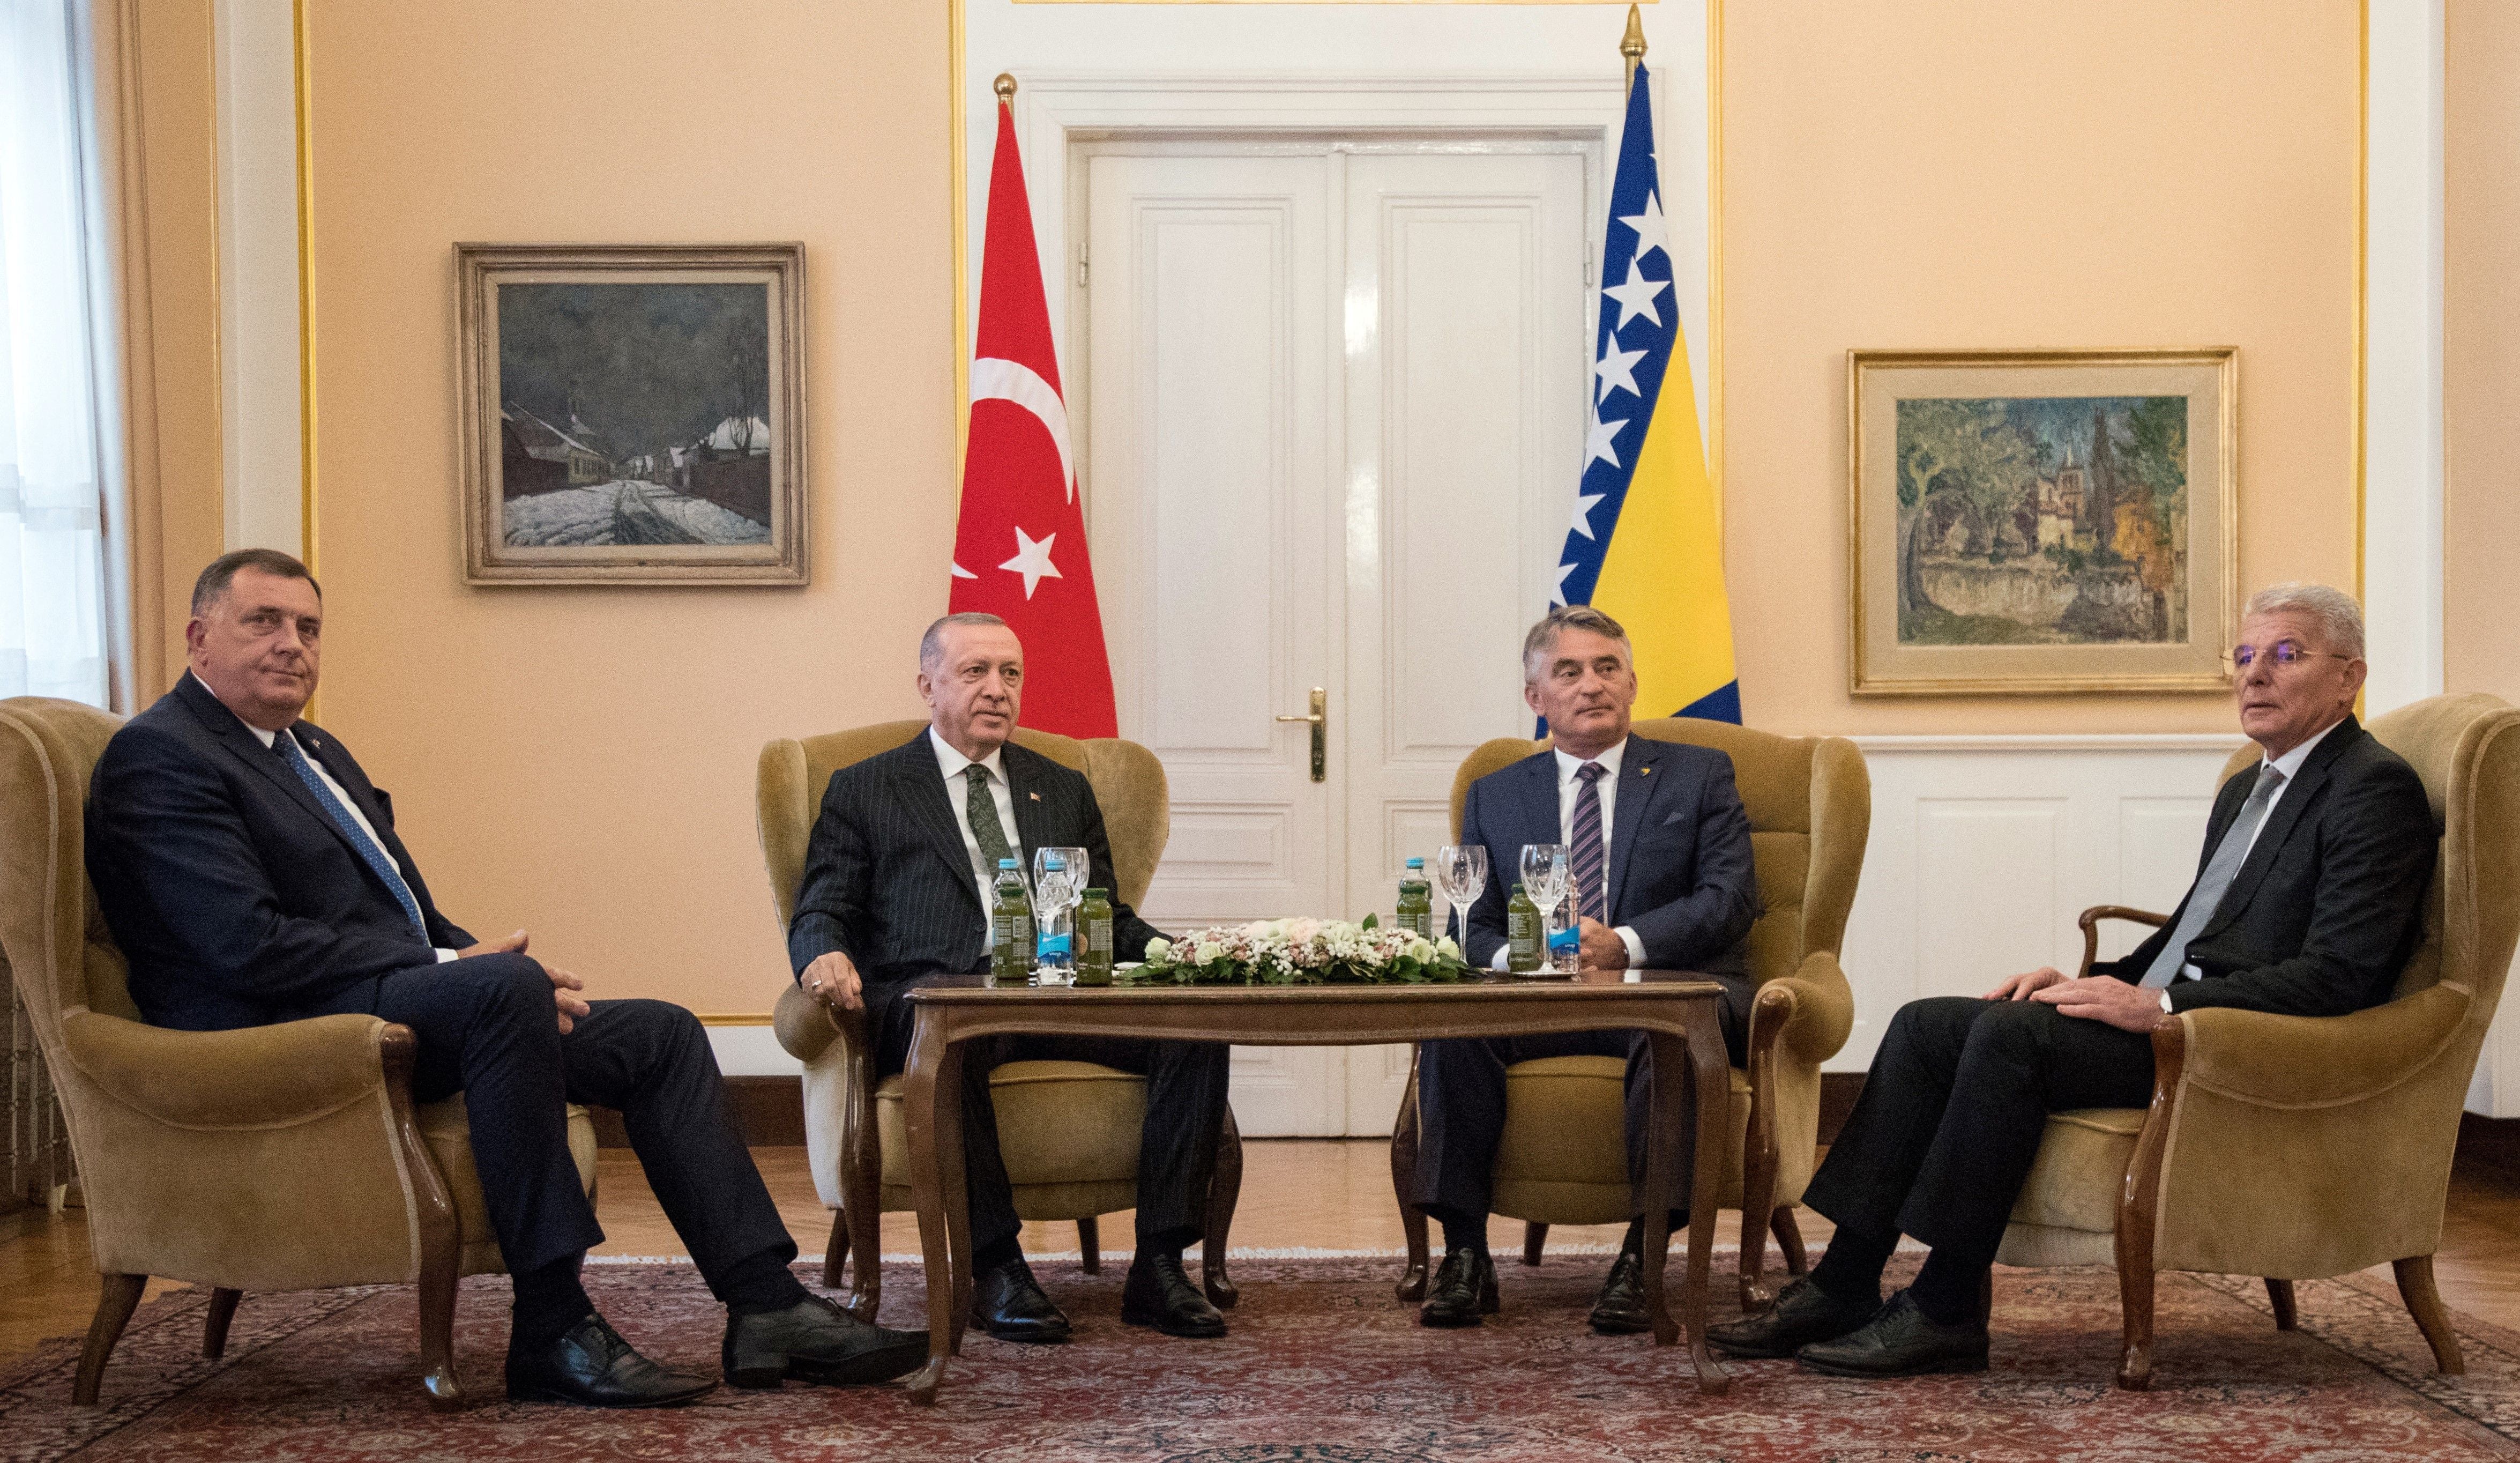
[1522,1222,1549,1267]
[2265,1278,2297,1331]
[203,1288,242,1360]
[1772,1208,1809,1275]
[1203,1105,1243,1309]
[838,1197,882,1322]
[2395,1256,2465,1375]
[417,1240,463,1411]
[822,1212,849,1290]
[73,1274,146,1406]
[1078,1216,1101,1275]
[1392,1063,1430,1302]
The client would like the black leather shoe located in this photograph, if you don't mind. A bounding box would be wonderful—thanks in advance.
[1121,1251,1227,1339]
[1795,1289,1989,1378]
[505,1312,716,1408]
[722,1293,928,1388]
[1706,1275,1882,1359]
[1587,1249,1652,1335]
[970,1255,1071,1343]
[1417,1246,1500,1328]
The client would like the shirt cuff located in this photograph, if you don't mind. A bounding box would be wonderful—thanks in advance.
[1490,946,1510,972]
[1615,925,1646,969]
[434,947,460,964]
[2157,989,2173,1013]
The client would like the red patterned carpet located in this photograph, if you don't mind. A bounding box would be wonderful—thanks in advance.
[6,1251,2520,1461]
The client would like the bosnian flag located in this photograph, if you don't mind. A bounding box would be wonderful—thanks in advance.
[1552,62,1740,724]
[948,93,1119,738]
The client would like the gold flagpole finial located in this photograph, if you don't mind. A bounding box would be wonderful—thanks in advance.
[995,72,1018,102]
[1621,4,1647,85]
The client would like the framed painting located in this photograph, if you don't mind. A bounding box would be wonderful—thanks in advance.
[1847,348,2238,696]
[456,243,807,585]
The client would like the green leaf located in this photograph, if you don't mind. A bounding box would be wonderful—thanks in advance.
[1361,912,1380,930]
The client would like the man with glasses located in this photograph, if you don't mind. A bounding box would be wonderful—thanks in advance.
[1710,582,2436,1377]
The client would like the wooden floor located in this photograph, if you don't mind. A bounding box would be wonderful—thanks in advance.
[10,1140,2520,1362]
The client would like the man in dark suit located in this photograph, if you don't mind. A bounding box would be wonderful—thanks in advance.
[1411,606,1761,1334]
[1710,583,2439,1378]
[86,549,925,1408]
[787,612,1231,1343]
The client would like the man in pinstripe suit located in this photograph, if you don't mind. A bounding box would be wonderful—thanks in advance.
[787,613,1232,1343]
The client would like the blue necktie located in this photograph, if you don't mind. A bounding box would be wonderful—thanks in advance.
[274,728,429,944]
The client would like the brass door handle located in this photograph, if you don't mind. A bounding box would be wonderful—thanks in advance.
[1275,687,1326,783]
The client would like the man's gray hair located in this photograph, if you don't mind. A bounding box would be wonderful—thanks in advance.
[920,611,1010,670]
[1522,605,1632,685]
[2243,582,2366,660]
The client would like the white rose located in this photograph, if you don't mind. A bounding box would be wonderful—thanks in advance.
[1194,940,1226,964]
[1406,938,1437,963]
[1143,937,1173,964]
[1435,935,1462,960]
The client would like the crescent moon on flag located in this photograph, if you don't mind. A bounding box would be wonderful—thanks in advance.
[969,357,1075,503]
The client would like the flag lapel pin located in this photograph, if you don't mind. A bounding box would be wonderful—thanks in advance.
[1028,792,1041,801]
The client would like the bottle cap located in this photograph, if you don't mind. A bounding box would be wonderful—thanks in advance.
[1406,857,1424,869]
[998,858,1019,869]
[1083,887,1107,897]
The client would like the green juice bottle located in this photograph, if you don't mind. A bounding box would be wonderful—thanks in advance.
[990,858,1035,984]
[1506,882,1543,974]
[1396,858,1433,939]
[1076,888,1115,986]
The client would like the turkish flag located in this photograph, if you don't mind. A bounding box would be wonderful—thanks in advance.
[948,99,1118,738]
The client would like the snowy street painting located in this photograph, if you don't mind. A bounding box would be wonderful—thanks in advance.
[494,281,776,548]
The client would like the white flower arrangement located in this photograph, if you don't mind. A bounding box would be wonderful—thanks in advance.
[1131,916,1471,986]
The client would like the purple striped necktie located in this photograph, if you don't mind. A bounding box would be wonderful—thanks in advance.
[1570,761,1608,923]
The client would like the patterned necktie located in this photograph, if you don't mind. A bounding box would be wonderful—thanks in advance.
[1569,761,1608,923]
[964,763,1015,876]
[2140,766,2287,989]
[273,728,429,943]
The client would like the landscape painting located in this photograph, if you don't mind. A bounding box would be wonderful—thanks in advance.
[1850,350,2235,695]
[457,244,807,585]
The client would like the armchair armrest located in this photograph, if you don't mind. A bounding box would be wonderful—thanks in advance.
[774,980,862,1066]
[2173,984,2471,1109]
[2079,905,2170,978]
[59,1009,396,1128]
[1753,950,1857,1068]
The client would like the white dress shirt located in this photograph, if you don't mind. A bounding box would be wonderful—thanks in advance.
[205,672,458,963]
[1491,737,1647,970]
[2152,715,2344,1008]
[930,726,1022,937]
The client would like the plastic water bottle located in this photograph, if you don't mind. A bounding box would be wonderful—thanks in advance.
[1035,852,1075,981]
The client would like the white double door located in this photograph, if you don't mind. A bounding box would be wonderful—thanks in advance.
[1081,142,1590,1134]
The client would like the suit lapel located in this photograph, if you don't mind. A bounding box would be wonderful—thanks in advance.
[1004,745,1048,871]
[174,675,378,872]
[2198,718,2359,938]
[1605,735,1664,917]
[889,737,987,908]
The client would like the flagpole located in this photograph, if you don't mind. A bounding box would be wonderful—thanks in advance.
[1621,3,1646,86]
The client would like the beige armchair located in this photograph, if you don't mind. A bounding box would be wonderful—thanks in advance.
[758,719,1242,1320]
[1995,693,2520,1390]
[1390,717,1869,1309]
[0,697,595,1410]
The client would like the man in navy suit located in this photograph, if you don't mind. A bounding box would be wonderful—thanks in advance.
[1411,606,1761,1333]
[86,550,925,1407]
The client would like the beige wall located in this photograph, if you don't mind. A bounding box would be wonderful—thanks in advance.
[2447,0,2520,702]
[204,1,2364,1013]
[1723,0,2361,733]
[301,1,954,1014]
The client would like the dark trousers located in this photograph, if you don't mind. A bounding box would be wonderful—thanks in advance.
[1411,974,1752,1227]
[1803,994,2157,1270]
[308,953,795,1296]
[871,978,1229,1259]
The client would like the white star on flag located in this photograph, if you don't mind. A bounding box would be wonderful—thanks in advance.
[1585,409,1629,469]
[1594,344,1647,404]
[998,527,1062,599]
[1600,258,1668,330]
[1568,492,1607,541]
[1550,559,1579,606]
[950,561,978,580]
[1619,190,1669,264]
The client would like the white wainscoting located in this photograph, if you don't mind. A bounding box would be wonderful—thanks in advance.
[1833,734,2246,1072]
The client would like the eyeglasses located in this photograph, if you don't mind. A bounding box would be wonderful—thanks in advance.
[2226,641,2354,671]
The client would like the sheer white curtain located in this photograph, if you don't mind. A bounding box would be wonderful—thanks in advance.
[0,0,110,707]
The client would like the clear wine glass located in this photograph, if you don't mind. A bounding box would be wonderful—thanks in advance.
[1431,844,1490,965]
[1520,843,1573,974]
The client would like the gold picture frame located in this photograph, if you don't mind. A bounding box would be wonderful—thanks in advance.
[1848,347,2239,696]
[456,243,808,586]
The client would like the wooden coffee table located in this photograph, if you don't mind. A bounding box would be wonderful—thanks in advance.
[898,969,1735,1403]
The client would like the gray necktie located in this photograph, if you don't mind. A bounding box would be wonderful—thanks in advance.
[964,763,1015,875]
[2140,766,2286,989]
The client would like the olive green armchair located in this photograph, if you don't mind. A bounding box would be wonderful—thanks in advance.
[1390,717,1869,1309]
[758,720,1242,1320]
[1995,693,2520,1390]
[0,696,597,1411]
